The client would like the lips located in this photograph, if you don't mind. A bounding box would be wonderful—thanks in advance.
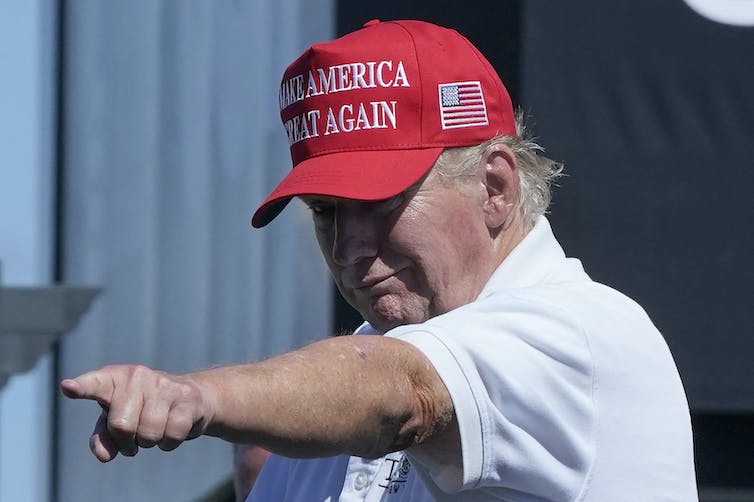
[345,274,388,290]
[343,268,405,291]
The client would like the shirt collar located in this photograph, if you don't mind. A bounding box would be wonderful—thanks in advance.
[477,216,567,298]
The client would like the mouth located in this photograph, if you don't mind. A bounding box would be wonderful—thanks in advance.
[354,275,393,290]
[346,267,407,292]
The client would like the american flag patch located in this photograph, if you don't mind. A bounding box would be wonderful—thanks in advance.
[438,81,489,129]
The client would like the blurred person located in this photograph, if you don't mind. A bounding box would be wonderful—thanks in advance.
[232,444,269,501]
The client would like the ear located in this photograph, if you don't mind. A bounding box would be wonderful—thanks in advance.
[481,143,519,230]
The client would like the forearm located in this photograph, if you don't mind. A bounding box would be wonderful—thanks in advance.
[195,335,453,458]
[61,334,455,462]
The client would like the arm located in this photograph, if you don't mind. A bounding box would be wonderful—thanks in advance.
[61,335,457,462]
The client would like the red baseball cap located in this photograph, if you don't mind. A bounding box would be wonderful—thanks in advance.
[252,19,516,228]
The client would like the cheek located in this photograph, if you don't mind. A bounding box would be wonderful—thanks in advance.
[400,209,479,257]
[397,214,485,286]
[315,233,328,257]
[314,228,337,271]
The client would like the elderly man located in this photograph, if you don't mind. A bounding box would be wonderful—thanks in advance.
[62,20,698,501]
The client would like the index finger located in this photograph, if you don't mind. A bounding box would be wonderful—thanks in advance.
[60,370,115,408]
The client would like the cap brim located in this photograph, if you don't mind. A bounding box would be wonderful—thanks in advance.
[251,147,445,228]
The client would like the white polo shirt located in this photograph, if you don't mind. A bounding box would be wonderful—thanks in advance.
[248,217,697,501]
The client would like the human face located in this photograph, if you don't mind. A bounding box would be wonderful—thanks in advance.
[301,168,496,333]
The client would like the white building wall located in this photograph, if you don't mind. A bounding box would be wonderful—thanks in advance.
[0,1,57,501]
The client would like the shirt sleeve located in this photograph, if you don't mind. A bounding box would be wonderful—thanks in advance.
[385,291,595,500]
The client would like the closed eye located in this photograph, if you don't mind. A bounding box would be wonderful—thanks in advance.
[308,203,333,216]
[301,196,334,214]
[302,199,336,229]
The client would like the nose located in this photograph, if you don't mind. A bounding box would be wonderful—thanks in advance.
[331,202,379,267]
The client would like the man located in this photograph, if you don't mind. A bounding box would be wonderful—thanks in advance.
[62,20,698,501]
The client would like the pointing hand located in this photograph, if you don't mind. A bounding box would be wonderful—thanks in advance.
[60,365,214,462]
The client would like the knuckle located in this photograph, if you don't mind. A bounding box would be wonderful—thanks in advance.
[176,382,198,401]
[108,417,135,437]
[165,416,194,443]
[136,420,164,445]
[136,427,162,444]
[155,373,177,391]
[136,437,159,448]
[160,377,199,403]
[166,414,194,439]
[129,364,153,379]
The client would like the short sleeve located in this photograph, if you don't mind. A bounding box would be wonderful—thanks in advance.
[386,292,595,500]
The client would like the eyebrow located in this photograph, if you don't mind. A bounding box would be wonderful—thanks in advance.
[299,195,335,204]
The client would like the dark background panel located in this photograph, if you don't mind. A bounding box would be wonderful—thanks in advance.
[693,413,754,489]
[521,0,754,412]
[519,2,754,489]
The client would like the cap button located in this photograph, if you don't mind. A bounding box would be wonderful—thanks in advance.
[363,19,381,27]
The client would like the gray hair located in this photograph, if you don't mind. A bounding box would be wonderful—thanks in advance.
[432,110,564,227]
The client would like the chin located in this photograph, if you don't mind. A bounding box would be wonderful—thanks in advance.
[368,308,429,333]
[355,292,430,332]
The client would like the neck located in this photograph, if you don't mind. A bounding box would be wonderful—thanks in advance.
[490,208,530,272]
